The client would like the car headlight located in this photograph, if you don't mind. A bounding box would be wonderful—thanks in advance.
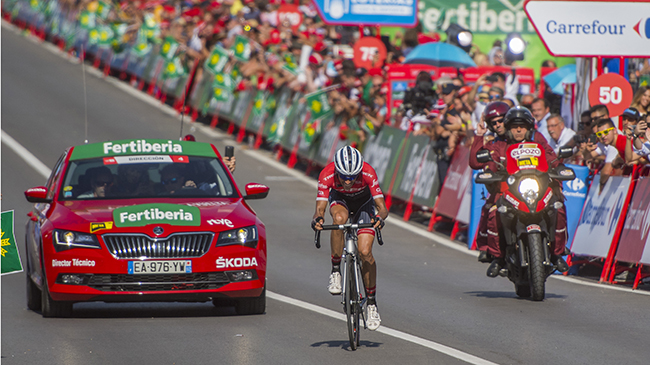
[53,230,101,252]
[216,226,258,248]
[518,178,540,205]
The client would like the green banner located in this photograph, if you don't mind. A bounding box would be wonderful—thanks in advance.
[96,0,111,20]
[160,36,179,60]
[163,56,187,79]
[79,10,96,30]
[231,35,251,62]
[205,45,229,74]
[305,90,333,122]
[363,126,408,189]
[281,53,300,76]
[113,204,201,227]
[1,211,23,275]
[265,90,296,144]
[69,139,218,160]
[212,71,233,90]
[313,115,343,166]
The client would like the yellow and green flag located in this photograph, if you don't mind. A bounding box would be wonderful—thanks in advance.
[204,45,229,74]
[231,35,251,62]
[1,211,23,275]
[281,53,299,76]
[212,86,231,102]
[163,56,187,79]
[160,36,180,60]
[305,89,333,122]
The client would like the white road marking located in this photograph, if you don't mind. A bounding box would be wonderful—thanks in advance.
[1,131,53,179]
[267,291,499,365]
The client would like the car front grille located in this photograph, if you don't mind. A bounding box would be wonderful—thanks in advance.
[88,272,229,291]
[102,233,214,259]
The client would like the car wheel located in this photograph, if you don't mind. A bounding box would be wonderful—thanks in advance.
[211,298,235,308]
[26,274,42,311]
[41,276,73,318]
[234,286,266,315]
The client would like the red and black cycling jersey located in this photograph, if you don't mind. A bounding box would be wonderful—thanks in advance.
[317,162,384,202]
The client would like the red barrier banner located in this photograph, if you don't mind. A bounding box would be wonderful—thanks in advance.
[616,177,650,265]
[434,144,472,222]
[570,175,631,258]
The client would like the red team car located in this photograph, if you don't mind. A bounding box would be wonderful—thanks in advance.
[23,139,269,317]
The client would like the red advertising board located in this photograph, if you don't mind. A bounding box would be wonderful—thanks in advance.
[615,178,650,264]
[434,145,472,220]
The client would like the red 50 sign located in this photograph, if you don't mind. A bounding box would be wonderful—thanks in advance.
[277,5,303,32]
[588,73,633,118]
[353,37,387,70]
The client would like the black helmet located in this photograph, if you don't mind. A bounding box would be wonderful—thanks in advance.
[504,106,535,130]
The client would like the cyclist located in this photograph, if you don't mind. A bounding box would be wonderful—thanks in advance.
[311,146,388,331]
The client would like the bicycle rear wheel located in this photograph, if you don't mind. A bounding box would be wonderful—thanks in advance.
[345,255,359,350]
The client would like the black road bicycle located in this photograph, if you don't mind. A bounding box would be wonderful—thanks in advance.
[315,223,383,350]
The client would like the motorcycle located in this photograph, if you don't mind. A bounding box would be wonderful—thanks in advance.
[475,142,575,301]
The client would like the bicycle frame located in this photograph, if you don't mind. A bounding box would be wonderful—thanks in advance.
[340,228,366,318]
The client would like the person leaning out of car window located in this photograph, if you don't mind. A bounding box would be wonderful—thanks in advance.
[78,167,114,198]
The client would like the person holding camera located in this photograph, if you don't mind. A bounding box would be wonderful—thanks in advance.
[583,118,625,190]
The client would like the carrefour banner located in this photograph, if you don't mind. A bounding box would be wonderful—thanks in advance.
[616,178,650,265]
[570,175,632,258]
[562,164,590,249]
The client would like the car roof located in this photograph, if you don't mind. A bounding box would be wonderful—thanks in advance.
[68,139,219,161]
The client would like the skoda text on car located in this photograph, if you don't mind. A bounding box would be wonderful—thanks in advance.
[24,139,270,317]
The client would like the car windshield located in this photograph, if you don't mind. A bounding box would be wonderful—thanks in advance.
[59,157,237,200]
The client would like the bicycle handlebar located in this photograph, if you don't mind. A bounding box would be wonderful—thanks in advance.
[314,223,384,248]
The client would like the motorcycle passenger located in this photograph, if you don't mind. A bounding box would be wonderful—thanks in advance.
[469,101,510,263]
[481,106,570,277]
[311,146,389,331]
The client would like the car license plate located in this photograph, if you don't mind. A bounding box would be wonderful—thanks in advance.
[128,260,192,274]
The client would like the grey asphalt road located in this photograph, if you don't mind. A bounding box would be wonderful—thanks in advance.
[2,26,649,365]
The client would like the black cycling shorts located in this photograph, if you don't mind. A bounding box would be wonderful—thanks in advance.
[329,190,376,235]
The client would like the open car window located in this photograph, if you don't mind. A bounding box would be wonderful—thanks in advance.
[60,156,237,200]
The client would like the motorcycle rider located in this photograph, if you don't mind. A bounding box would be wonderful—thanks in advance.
[469,101,510,263]
[474,106,570,277]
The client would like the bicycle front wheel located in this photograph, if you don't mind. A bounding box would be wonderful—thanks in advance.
[345,255,359,350]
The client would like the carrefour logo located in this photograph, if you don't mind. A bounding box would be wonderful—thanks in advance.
[634,18,650,38]
[546,19,626,35]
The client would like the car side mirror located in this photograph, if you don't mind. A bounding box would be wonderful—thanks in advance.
[25,186,52,203]
[557,146,574,159]
[243,183,270,200]
[476,149,493,163]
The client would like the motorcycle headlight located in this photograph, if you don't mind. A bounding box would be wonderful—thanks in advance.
[216,226,258,248]
[53,230,101,252]
[518,178,540,205]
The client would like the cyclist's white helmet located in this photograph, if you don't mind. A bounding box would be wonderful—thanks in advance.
[334,146,364,177]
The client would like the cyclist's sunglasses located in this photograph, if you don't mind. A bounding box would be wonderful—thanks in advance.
[338,172,359,182]
[596,127,615,138]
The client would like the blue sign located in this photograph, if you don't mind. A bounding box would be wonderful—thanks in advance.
[468,170,489,249]
[312,0,418,27]
[562,164,590,248]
